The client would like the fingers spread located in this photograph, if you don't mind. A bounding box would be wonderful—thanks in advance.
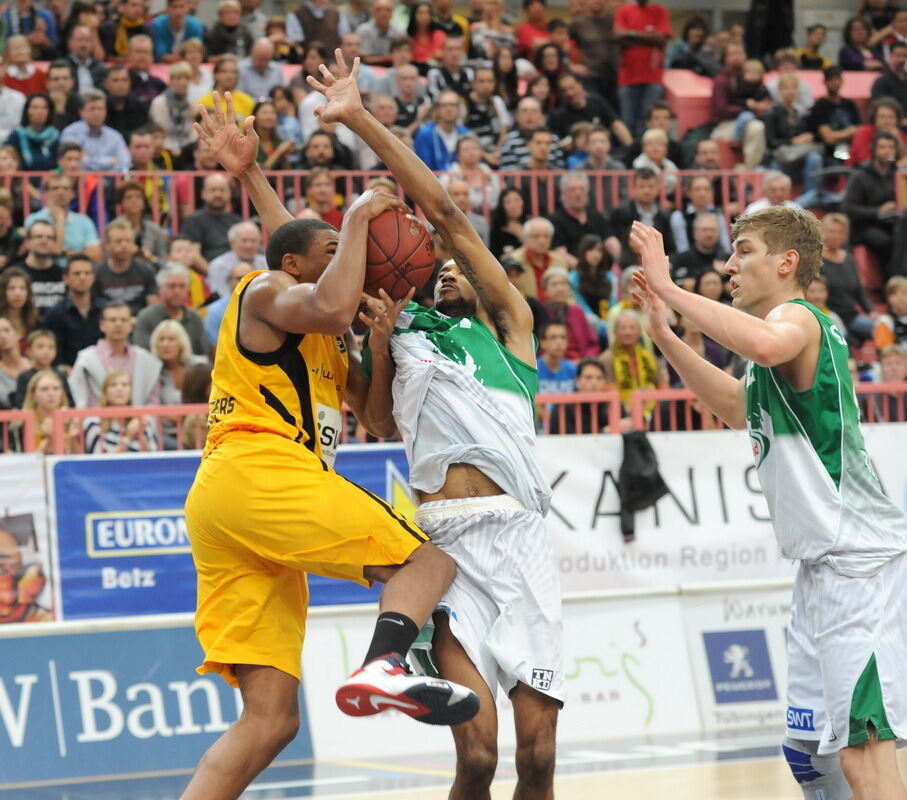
[306,74,328,93]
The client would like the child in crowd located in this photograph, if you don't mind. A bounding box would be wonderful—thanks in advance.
[740,58,772,110]
[875,276,907,349]
[566,121,595,169]
[536,320,578,394]
[873,345,907,421]
[83,370,160,454]
[14,330,73,409]
[20,369,78,454]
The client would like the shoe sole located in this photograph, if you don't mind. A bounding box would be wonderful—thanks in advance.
[335,679,479,726]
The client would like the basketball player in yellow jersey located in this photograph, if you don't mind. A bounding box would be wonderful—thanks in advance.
[180,95,479,800]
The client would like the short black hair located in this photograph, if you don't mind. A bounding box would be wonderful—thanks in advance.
[823,65,842,80]
[65,252,94,271]
[266,218,336,270]
[540,320,568,338]
[634,166,658,182]
[576,357,606,379]
[891,40,907,52]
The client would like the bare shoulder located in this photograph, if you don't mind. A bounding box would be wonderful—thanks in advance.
[765,300,819,327]
[241,270,293,313]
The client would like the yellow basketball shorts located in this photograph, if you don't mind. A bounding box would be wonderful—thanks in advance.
[184,431,427,687]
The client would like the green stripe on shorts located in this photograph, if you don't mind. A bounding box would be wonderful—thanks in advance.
[849,653,896,746]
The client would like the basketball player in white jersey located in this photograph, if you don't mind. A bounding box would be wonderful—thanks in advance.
[628,211,907,800]
[307,53,563,799]
[192,54,562,798]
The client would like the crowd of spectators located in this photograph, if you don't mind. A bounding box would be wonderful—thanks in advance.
[1,0,907,449]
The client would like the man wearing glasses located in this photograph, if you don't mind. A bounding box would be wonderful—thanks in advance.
[23,174,102,264]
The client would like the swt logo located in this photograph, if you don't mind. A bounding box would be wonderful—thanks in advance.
[787,705,816,732]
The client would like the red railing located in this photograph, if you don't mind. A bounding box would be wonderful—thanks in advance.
[0,410,36,453]
[0,382,896,455]
[48,403,208,455]
[6,168,778,238]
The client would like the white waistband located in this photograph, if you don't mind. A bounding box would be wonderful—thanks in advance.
[414,494,526,524]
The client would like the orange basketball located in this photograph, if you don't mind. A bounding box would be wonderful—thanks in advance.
[364,209,436,300]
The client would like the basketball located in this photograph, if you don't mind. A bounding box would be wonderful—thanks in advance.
[364,208,436,300]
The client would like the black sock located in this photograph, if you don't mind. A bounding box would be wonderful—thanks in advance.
[363,612,420,665]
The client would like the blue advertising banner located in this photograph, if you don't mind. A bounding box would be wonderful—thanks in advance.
[49,445,412,619]
[0,621,312,788]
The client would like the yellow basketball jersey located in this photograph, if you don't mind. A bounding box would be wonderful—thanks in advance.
[203,271,349,465]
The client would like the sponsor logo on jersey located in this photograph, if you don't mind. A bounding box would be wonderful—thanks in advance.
[531,668,554,691]
[702,629,777,703]
[786,705,816,731]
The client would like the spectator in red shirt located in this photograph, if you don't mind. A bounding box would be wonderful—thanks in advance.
[613,0,672,137]
[407,2,446,70]
[3,35,47,95]
[848,96,907,166]
[302,166,344,229]
[516,0,549,59]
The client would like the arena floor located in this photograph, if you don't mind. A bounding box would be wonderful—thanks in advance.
[14,727,906,799]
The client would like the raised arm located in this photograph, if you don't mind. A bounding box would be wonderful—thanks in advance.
[194,93,293,235]
[307,52,534,357]
[631,271,746,429]
[630,222,814,368]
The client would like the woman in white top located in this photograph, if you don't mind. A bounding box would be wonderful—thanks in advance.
[150,61,199,154]
[83,370,159,454]
[150,320,209,449]
[179,38,214,107]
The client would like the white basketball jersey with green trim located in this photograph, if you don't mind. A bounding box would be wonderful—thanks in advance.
[387,303,551,515]
[745,300,907,577]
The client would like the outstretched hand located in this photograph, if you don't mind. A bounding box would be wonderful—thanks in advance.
[194,92,259,179]
[358,287,415,350]
[629,270,671,340]
[306,49,364,126]
[629,221,673,297]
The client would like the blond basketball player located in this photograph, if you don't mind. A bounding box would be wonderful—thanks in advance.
[629,212,907,800]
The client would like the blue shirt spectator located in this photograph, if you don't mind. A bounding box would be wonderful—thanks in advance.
[537,356,578,395]
[25,207,101,259]
[59,89,130,172]
[413,90,468,171]
[150,2,206,63]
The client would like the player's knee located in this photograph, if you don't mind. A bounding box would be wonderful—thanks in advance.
[782,736,851,800]
[515,734,556,788]
[243,703,300,751]
[268,707,300,750]
[458,741,498,787]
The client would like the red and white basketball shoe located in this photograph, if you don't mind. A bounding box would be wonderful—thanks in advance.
[335,653,479,726]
